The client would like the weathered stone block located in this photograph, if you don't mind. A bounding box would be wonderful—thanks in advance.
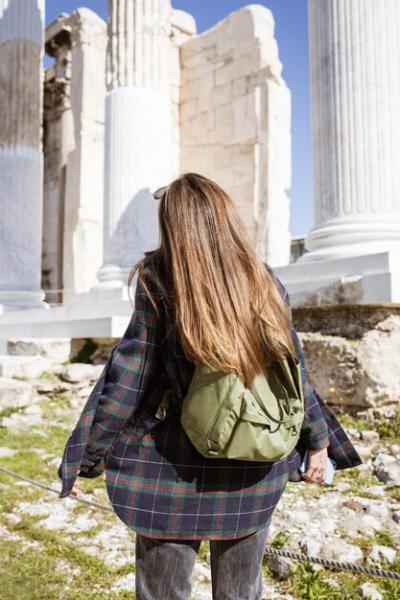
[179,4,290,264]
[299,314,400,407]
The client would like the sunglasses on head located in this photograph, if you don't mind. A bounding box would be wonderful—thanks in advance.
[153,185,169,200]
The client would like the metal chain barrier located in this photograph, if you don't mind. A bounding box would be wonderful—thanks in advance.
[0,465,399,581]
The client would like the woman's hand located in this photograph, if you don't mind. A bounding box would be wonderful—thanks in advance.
[300,446,328,484]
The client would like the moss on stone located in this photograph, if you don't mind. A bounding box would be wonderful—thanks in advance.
[38,370,59,382]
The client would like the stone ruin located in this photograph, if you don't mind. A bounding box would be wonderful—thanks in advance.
[2,2,291,312]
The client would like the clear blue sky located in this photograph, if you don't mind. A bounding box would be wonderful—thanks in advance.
[45,1,312,239]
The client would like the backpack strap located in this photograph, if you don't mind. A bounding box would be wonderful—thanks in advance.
[250,375,286,426]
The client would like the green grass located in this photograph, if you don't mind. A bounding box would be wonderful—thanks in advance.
[0,403,138,599]
[0,405,27,419]
[372,530,396,547]
[269,531,290,549]
[329,528,400,600]
[340,528,396,555]
[378,553,400,599]
[0,464,136,600]
[0,428,66,515]
[0,536,69,600]
[284,562,345,599]
[336,405,400,442]
[375,411,400,441]
[276,554,400,600]
[346,471,379,495]
[39,393,72,420]
[336,411,372,433]
[0,517,137,600]
[37,370,59,382]
[387,487,400,502]
[197,540,210,562]
[0,424,69,462]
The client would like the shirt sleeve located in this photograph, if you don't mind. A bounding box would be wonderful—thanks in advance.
[267,267,330,450]
[74,275,164,478]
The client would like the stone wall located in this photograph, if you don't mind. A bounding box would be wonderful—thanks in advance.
[294,306,400,409]
[179,5,291,264]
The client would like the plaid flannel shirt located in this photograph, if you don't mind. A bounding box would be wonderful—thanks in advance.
[57,261,363,539]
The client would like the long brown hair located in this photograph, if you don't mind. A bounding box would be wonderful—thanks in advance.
[128,172,296,389]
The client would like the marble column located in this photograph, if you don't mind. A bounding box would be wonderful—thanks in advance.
[0,0,47,312]
[97,0,173,287]
[273,0,400,304]
[299,0,400,263]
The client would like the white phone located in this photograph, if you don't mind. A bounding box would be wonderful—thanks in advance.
[299,449,336,484]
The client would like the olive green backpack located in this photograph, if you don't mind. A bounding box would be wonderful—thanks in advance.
[156,354,305,462]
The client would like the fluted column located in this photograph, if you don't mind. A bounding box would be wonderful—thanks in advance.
[97,0,173,286]
[300,0,400,263]
[0,0,47,311]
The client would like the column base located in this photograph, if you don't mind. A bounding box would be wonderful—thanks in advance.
[272,250,400,306]
[96,264,133,287]
[300,217,400,263]
[67,279,132,306]
[0,290,49,314]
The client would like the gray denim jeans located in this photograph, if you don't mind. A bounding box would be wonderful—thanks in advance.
[135,518,272,600]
